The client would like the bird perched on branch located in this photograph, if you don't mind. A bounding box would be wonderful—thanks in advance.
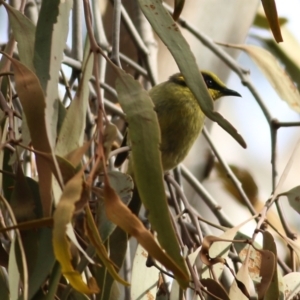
[114,70,241,217]
[147,71,241,170]
[115,71,241,170]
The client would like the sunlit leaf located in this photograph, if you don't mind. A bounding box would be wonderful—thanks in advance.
[224,44,300,113]
[200,235,227,267]
[131,244,159,299]
[56,52,94,156]
[8,236,20,300]
[282,272,300,299]
[264,26,300,92]
[64,141,91,168]
[229,264,252,299]
[53,172,99,294]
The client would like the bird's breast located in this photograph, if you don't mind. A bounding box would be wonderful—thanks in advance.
[150,82,205,170]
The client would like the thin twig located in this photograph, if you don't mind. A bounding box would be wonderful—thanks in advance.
[111,0,122,67]
[203,127,257,216]
[180,164,234,228]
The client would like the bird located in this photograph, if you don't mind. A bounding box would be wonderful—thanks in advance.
[147,71,241,171]
[115,70,241,213]
[114,70,241,221]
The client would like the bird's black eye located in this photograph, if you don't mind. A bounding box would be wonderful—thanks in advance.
[206,78,213,87]
[203,75,214,88]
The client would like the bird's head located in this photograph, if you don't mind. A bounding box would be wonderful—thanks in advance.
[201,70,241,100]
[169,70,241,100]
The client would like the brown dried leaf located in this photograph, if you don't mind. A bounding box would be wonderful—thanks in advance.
[261,0,283,43]
[103,176,189,288]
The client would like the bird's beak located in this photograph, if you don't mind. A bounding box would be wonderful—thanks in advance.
[222,88,242,97]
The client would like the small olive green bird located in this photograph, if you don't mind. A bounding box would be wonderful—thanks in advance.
[116,71,241,170]
[115,70,241,214]
[148,71,241,171]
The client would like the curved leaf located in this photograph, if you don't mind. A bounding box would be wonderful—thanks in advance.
[53,172,99,294]
[2,2,36,71]
[138,0,246,148]
[115,70,189,287]
[34,0,73,146]
[0,52,53,216]
[227,44,300,113]
[261,0,283,43]
[104,176,189,288]
[55,52,94,156]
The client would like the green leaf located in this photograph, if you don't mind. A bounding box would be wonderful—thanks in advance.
[55,52,94,156]
[41,262,61,300]
[2,2,36,71]
[28,228,56,299]
[253,10,288,29]
[34,0,73,146]
[115,70,189,288]
[137,0,246,148]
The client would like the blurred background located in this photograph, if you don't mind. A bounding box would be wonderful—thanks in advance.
[1,1,300,298]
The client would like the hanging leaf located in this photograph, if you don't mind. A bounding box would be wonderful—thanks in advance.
[261,0,283,43]
[137,0,246,148]
[103,175,189,288]
[172,0,185,21]
[53,172,99,294]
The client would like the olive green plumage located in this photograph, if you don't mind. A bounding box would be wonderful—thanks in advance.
[149,71,241,170]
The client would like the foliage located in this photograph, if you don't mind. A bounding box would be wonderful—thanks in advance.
[0,0,299,300]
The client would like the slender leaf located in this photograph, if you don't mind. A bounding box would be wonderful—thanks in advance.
[115,70,189,287]
[261,0,283,43]
[137,0,246,148]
